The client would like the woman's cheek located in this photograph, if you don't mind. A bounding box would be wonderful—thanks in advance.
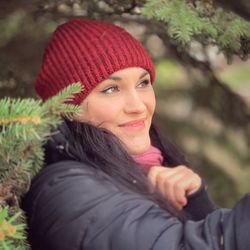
[149,91,156,115]
[92,106,119,128]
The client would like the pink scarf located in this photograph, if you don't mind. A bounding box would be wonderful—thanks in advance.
[132,145,164,174]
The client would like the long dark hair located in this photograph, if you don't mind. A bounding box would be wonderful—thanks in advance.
[63,119,189,221]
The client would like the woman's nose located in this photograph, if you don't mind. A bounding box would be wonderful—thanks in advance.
[123,91,146,114]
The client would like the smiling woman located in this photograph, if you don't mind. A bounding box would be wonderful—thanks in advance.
[22,19,250,250]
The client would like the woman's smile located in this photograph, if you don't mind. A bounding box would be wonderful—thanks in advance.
[118,118,146,131]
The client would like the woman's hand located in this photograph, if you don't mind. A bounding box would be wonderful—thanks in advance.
[147,165,202,210]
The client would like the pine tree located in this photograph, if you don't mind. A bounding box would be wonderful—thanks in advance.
[0,83,82,249]
[142,0,250,61]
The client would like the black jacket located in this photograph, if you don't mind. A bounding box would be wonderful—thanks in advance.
[22,123,250,250]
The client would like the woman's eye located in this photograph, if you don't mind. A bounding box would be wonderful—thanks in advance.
[101,85,119,94]
[138,79,150,88]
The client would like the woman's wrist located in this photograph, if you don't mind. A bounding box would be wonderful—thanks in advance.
[184,179,216,220]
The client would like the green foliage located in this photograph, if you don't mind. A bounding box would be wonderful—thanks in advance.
[0,83,81,177]
[0,82,82,249]
[143,0,217,44]
[0,207,28,250]
[43,81,84,119]
[142,0,250,60]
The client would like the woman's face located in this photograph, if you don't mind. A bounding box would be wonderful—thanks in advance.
[76,67,156,155]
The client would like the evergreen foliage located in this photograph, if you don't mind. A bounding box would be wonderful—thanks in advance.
[0,82,81,249]
[142,0,250,61]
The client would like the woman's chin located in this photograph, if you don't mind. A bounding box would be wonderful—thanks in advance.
[126,141,151,156]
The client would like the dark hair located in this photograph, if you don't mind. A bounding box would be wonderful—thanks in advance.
[63,120,189,221]
[150,124,189,167]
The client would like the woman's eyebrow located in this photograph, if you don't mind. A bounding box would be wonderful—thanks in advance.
[108,70,149,81]
[108,75,122,81]
[139,71,149,79]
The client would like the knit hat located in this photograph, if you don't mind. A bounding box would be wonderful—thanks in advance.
[35,19,155,105]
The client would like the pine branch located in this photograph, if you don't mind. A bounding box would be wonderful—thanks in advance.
[0,82,81,249]
[0,207,29,250]
[142,0,250,60]
[42,82,83,111]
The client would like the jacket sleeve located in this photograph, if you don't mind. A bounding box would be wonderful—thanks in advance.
[184,180,216,221]
[22,160,250,250]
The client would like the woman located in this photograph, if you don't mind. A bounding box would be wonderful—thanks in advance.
[22,19,250,250]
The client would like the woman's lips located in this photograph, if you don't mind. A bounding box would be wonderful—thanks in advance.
[119,119,145,131]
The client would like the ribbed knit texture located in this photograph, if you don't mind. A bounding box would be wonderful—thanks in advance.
[35,19,155,104]
[132,145,164,174]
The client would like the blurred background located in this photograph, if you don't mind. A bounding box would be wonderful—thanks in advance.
[0,0,249,207]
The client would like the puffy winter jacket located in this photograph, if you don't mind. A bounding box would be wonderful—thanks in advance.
[22,123,250,250]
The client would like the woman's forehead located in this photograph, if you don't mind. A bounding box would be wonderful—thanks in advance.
[107,67,149,79]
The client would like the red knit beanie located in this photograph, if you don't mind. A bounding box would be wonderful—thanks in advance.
[35,19,155,105]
